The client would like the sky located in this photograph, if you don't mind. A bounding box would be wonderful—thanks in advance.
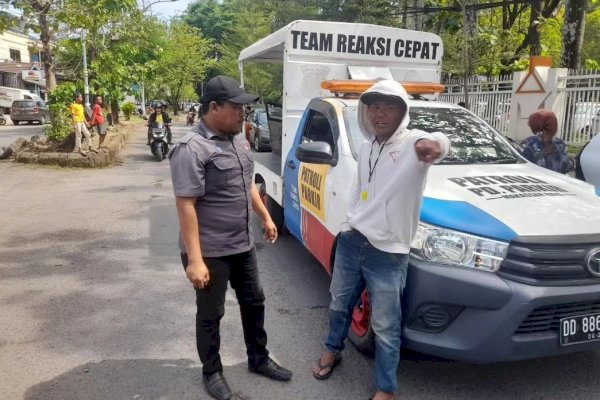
[141,0,196,19]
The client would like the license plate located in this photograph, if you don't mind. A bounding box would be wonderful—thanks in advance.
[560,313,600,346]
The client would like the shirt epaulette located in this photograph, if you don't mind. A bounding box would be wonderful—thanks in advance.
[179,131,199,144]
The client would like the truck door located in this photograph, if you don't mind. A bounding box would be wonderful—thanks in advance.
[283,100,340,269]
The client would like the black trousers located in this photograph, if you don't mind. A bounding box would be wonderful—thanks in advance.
[181,248,269,375]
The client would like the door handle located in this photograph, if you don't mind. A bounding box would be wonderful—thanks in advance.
[287,160,296,169]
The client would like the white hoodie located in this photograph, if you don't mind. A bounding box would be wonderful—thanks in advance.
[345,80,450,253]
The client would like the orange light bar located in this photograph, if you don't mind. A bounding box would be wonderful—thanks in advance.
[321,80,445,95]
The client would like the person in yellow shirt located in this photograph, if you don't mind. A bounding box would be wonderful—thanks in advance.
[70,92,93,156]
[146,103,172,145]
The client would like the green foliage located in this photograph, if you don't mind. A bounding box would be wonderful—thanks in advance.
[583,9,600,67]
[153,21,214,110]
[584,59,600,70]
[121,102,136,120]
[44,82,78,142]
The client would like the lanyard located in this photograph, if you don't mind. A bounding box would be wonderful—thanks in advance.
[368,137,389,183]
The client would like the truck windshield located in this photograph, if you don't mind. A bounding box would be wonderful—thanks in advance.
[344,106,523,165]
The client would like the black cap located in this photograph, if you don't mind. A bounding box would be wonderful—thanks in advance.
[202,75,259,104]
[360,92,405,106]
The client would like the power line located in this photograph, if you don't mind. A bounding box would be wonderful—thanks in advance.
[398,0,536,15]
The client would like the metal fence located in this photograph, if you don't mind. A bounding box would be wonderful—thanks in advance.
[439,75,514,134]
[557,69,600,144]
[440,70,600,145]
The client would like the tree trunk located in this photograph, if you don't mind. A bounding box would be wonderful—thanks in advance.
[401,0,408,29]
[502,0,509,30]
[529,0,543,56]
[38,7,57,92]
[561,0,587,70]
[111,99,120,125]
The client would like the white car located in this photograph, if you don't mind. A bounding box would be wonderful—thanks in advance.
[577,134,600,190]
[572,102,600,137]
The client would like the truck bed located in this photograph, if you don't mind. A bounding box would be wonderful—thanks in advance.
[254,152,281,175]
[253,151,284,205]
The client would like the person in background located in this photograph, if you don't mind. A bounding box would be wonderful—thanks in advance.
[70,92,94,156]
[521,109,571,174]
[89,95,107,149]
[147,103,172,145]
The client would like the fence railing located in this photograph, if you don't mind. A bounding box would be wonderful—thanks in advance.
[441,70,600,145]
[439,75,513,134]
[557,69,600,144]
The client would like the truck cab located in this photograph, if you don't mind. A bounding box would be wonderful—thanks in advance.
[239,20,600,363]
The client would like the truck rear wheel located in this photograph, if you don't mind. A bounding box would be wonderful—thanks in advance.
[348,290,375,357]
[266,196,285,234]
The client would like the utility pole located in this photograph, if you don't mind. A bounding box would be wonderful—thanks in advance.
[462,0,470,109]
[81,29,91,113]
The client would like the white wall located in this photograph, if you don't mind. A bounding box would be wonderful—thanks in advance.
[0,30,32,63]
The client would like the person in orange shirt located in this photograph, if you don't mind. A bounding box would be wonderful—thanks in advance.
[89,95,107,149]
[70,92,93,156]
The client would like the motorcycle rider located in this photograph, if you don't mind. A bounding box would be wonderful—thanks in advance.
[147,102,172,145]
[187,104,197,125]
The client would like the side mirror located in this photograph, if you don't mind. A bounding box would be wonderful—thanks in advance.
[296,141,334,165]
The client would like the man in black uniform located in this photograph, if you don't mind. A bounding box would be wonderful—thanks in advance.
[168,75,292,400]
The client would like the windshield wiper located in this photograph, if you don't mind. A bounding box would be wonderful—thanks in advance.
[438,160,475,165]
[489,158,519,164]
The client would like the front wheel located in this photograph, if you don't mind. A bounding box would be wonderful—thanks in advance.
[153,142,164,162]
[254,136,263,152]
[348,290,375,357]
[0,118,5,126]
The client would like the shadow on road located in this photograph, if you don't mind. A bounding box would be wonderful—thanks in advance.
[23,359,251,400]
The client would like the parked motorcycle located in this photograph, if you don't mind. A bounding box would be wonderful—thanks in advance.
[186,111,196,126]
[0,114,6,125]
[149,120,171,162]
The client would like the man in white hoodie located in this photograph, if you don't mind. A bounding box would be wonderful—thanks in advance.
[313,80,450,400]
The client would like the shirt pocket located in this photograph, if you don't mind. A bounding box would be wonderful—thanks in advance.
[241,152,254,175]
[205,156,237,190]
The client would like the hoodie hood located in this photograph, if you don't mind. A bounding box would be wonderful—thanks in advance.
[358,80,410,142]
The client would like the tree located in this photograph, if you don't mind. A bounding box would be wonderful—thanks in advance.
[54,5,166,123]
[582,9,600,65]
[156,21,214,114]
[9,0,136,95]
[561,0,587,69]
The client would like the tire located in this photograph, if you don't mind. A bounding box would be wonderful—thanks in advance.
[266,195,285,234]
[254,136,263,152]
[154,142,164,162]
[0,118,5,126]
[348,290,375,357]
[13,120,19,125]
[39,115,46,125]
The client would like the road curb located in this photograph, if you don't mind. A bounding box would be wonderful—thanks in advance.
[14,123,136,168]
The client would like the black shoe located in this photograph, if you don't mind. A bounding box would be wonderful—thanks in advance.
[203,372,232,400]
[249,358,292,381]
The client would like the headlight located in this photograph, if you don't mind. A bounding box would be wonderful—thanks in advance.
[410,223,508,272]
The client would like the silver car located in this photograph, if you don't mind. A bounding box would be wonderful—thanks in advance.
[10,100,51,125]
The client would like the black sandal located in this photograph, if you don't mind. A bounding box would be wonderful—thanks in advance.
[313,353,342,380]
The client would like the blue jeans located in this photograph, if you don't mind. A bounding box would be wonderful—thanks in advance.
[325,229,408,393]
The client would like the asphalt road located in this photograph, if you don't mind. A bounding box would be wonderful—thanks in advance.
[0,121,44,149]
[2,120,600,400]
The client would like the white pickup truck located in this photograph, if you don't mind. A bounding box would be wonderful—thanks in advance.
[239,20,600,363]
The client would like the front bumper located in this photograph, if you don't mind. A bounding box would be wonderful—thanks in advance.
[403,259,600,363]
